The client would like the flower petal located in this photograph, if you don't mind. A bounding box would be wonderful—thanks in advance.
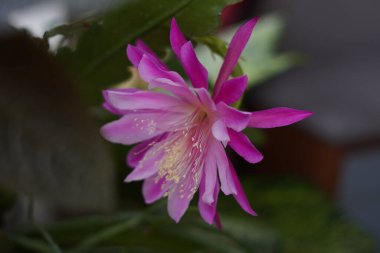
[212,140,237,195]
[228,129,263,164]
[213,18,259,99]
[103,89,186,112]
[180,41,208,89]
[167,186,193,223]
[138,54,186,86]
[211,120,230,143]
[228,160,257,216]
[198,176,219,224]
[101,111,185,145]
[217,102,250,132]
[126,45,143,68]
[136,40,167,67]
[170,18,187,58]
[142,175,167,204]
[194,88,216,110]
[201,152,218,204]
[127,135,164,167]
[125,149,164,182]
[214,75,248,105]
[248,107,313,128]
[149,78,197,104]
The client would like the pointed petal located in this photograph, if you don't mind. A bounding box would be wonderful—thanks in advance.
[167,188,193,223]
[170,18,187,58]
[149,78,197,104]
[198,176,219,224]
[125,149,164,182]
[213,140,237,195]
[180,41,208,89]
[127,135,163,167]
[194,88,216,110]
[103,89,186,112]
[101,111,184,145]
[217,102,250,132]
[248,107,313,128]
[142,176,166,204]
[138,54,186,86]
[214,75,248,105]
[126,45,143,67]
[202,152,218,204]
[127,41,167,70]
[211,120,230,143]
[228,129,263,164]
[228,160,257,216]
[213,18,259,99]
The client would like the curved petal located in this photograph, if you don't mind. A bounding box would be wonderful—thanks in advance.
[170,18,187,58]
[142,175,167,204]
[248,107,313,128]
[198,175,219,224]
[127,42,167,70]
[125,149,164,182]
[228,129,263,164]
[103,89,186,112]
[126,45,143,67]
[127,135,164,167]
[211,120,230,143]
[138,54,186,86]
[213,18,259,99]
[135,40,168,69]
[194,88,216,110]
[201,152,218,204]
[216,102,250,132]
[212,140,237,195]
[149,78,197,104]
[180,41,208,89]
[167,185,193,223]
[100,111,186,145]
[214,75,248,105]
[228,160,257,216]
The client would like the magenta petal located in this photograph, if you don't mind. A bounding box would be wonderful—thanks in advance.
[136,40,168,70]
[126,45,143,67]
[150,78,197,104]
[216,102,251,132]
[198,175,219,224]
[202,152,218,204]
[143,176,166,204]
[180,41,208,89]
[194,88,216,110]
[228,160,257,216]
[248,107,313,128]
[167,189,193,223]
[127,136,161,167]
[213,141,237,195]
[170,18,187,58]
[214,75,248,105]
[211,120,230,143]
[103,89,185,112]
[100,111,182,145]
[125,150,163,182]
[213,17,259,99]
[138,55,186,86]
[228,129,263,164]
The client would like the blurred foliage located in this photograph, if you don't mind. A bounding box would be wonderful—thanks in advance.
[197,13,305,87]
[0,176,375,253]
[52,0,240,105]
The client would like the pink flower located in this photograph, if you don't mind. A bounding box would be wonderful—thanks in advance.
[101,17,312,224]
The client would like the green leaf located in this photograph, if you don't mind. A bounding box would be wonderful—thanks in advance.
[55,0,240,105]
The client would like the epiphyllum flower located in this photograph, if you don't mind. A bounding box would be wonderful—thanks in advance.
[101,17,312,224]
